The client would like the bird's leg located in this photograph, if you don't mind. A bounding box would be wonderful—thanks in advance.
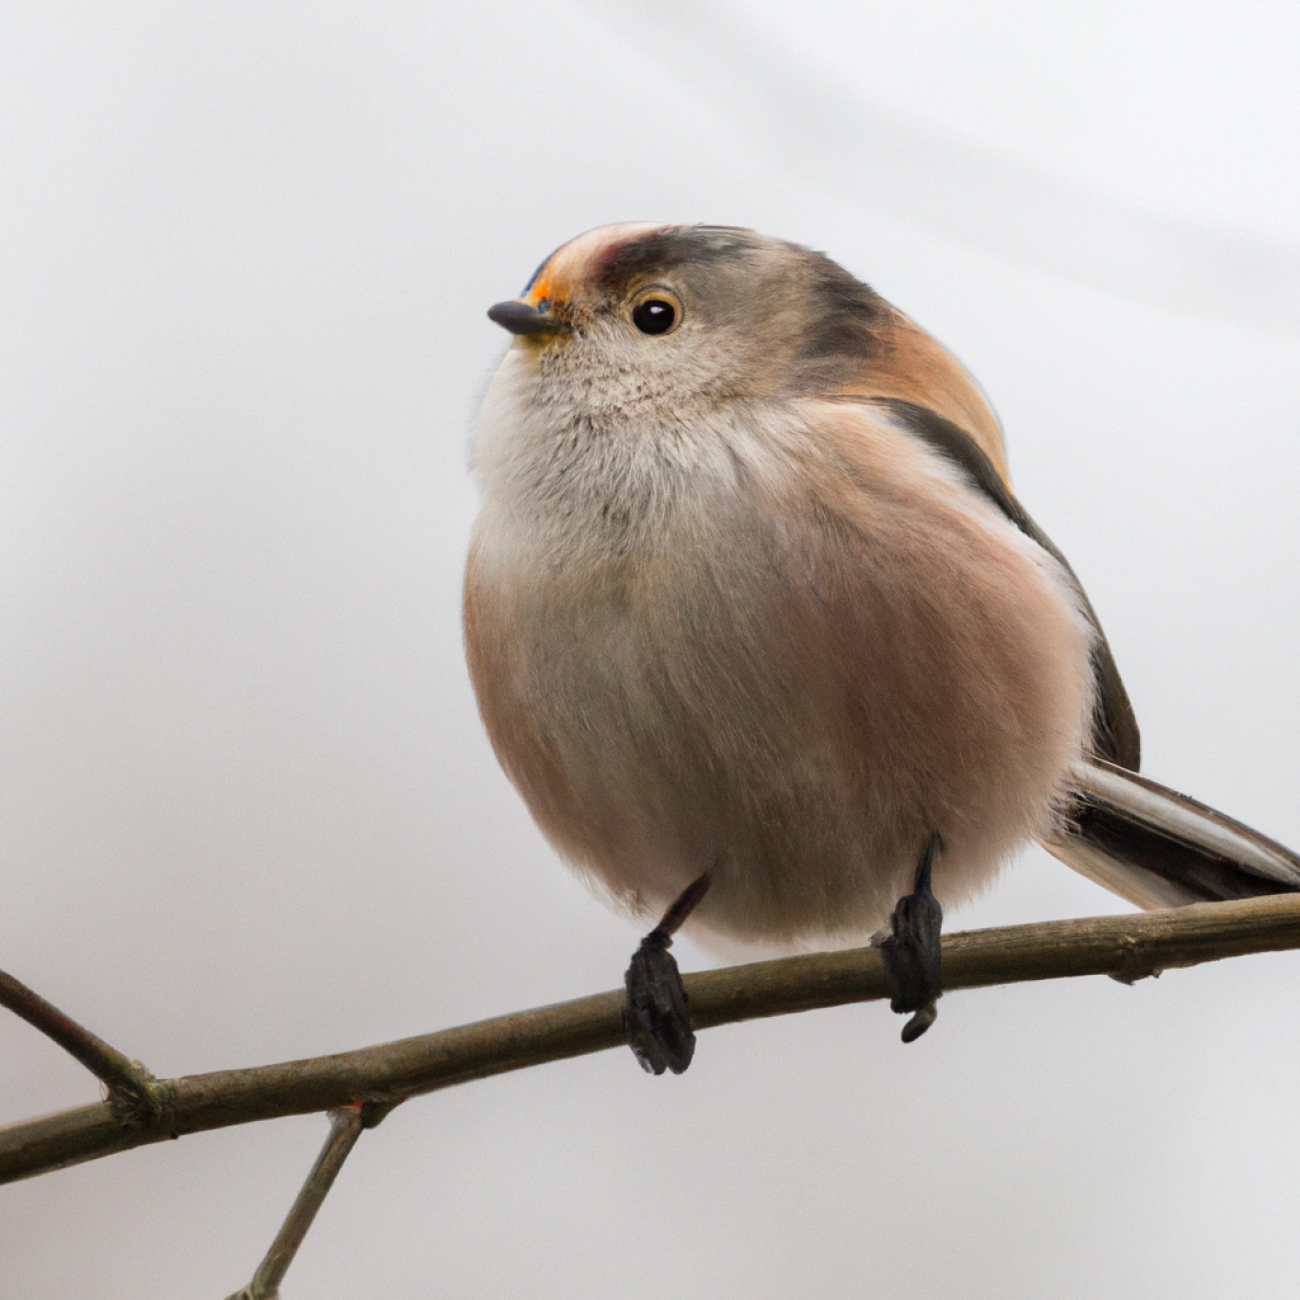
[623,872,713,1076]
[879,834,944,1043]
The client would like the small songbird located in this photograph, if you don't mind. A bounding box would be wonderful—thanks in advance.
[465,223,1300,1070]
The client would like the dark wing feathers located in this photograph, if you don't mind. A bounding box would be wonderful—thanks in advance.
[834,395,1300,908]
[843,396,1141,770]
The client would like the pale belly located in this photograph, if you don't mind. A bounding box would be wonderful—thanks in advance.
[465,430,1096,954]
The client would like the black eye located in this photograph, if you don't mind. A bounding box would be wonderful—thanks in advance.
[631,297,678,335]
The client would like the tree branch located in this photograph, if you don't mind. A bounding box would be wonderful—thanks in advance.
[224,1105,367,1300]
[0,968,163,1126]
[5,893,1300,1186]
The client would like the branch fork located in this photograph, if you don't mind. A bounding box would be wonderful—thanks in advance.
[8,892,1300,1294]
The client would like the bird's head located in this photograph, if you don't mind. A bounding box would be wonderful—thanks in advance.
[483,223,1007,477]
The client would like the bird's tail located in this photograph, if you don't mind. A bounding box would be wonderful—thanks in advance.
[1041,759,1300,910]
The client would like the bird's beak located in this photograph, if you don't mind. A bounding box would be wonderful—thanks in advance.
[487,299,565,337]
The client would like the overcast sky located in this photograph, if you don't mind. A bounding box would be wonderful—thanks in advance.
[3,3,1300,1296]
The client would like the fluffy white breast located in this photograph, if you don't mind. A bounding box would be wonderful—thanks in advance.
[466,347,1097,954]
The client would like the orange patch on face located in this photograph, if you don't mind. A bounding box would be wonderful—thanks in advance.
[522,223,667,310]
[524,273,553,306]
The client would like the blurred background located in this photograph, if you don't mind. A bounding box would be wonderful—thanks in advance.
[3,2,1299,1295]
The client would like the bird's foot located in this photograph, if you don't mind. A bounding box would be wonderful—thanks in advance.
[623,873,712,1075]
[879,834,944,1043]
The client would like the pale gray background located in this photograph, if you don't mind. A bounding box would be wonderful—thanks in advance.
[3,3,1300,1296]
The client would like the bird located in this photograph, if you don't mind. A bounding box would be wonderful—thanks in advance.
[465,222,1300,1070]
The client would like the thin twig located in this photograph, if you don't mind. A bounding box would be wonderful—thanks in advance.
[5,893,1300,1185]
[224,1105,366,1300]
[0,968,163,1126]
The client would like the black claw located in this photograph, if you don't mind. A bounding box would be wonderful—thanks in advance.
[899,1001,938,1043]
[624,934,695,1075]
[880,834,944,1043]
[622,872,712,1075]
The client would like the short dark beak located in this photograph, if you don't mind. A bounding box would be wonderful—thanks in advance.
[487,300,563,336]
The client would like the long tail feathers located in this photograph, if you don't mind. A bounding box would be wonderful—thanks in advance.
[1041,759,1300,911]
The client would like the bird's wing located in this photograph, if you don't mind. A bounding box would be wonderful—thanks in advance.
[831,395,1300,909]
[831,394,1141,769]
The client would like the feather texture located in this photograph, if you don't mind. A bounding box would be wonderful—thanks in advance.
[468,222,1299,954]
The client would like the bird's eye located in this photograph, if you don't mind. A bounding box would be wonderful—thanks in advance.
[631,297,678,335]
